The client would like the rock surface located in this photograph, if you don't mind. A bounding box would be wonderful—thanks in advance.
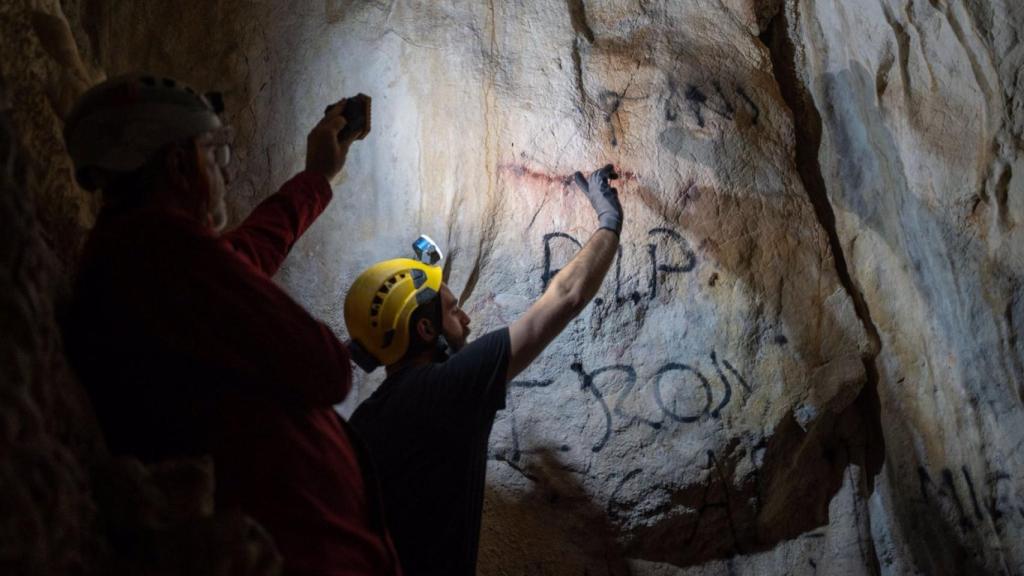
[0,0,1021,574]
[789,0,1024,573]
[0,3,283,575]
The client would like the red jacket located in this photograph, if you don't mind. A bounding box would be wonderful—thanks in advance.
[67,171,401,576]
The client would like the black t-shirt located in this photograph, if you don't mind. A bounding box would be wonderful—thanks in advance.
[350,327,511,576]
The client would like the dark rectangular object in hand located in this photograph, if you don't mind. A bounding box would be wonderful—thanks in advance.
[339,94,370,141]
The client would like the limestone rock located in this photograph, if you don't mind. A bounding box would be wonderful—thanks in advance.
[1,0,1021,574]
[791,0,1024,573]
[0,59,103,576]
[85,0,872,570]
[0,0,101,265]
[0,6,282,573]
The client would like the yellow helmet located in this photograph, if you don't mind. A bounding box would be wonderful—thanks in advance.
[344,258,443,371]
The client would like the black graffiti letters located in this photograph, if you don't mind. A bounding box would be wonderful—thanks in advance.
[666,79,760,129]
[542,232,583,292]
[917,464,1024,535]
[542,228,697,305]
[571,362,618,452]
[572,352,753,453]
[490,379,562,467]
[612,365,662,431]
[647,228,697,299]
[612,244,641,305]
[654,363,711,423]
[489,354,754,465]
[710,351,750,416]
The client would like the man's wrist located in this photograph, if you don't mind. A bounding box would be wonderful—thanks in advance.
[300,168,333,187]
[598,215,622,235]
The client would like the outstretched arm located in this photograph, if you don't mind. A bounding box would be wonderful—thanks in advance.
[507,229,617,379]
[507,165,623,380]
[222,171,333,276]
[223,96,371,276]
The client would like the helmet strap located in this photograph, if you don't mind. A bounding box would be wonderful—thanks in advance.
[435,333,450,357]
[423,325,450,363]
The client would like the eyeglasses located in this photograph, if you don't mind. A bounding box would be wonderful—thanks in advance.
[200,126,234,168]
[210,143,230,168]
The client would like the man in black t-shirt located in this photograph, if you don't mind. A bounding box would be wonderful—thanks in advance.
[344,165,623,575]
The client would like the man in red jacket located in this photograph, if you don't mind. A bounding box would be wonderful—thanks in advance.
[63,74,400,576]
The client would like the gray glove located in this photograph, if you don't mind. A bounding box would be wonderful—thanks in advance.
[573,164,623,234]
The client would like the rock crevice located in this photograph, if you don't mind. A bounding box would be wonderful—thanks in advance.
[760,4,888,569]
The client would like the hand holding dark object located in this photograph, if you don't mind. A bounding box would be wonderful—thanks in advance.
[327,94,371,142]
[307,95,372,181]
[573,164,623,234]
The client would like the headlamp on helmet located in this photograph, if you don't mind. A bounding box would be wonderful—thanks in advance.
[344,235,446,372]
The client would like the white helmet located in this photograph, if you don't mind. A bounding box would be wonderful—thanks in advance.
[64,73,224,190]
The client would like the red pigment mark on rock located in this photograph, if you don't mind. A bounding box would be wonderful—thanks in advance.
[499,164,639,190]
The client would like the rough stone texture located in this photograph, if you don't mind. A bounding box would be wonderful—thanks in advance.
[788,0,1024,573]
[0,0,101,265]
[0,2,283,575]
[0,65,103,576]
[0,0,1021,574]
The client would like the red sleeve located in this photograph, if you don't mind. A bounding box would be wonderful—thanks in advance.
[116,210,351,407]
[222,171,333,277]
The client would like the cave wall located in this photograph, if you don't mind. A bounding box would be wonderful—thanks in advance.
[1,2,289,575]
[1,0,1021,575]
[790,0,1024,573]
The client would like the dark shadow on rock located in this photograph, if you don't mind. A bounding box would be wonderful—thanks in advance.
[482,448,633,576]
[0,71,107,576]
[608,403,882,568]
[2,71,283,576]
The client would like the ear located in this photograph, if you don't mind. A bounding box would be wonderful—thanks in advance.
[415,317,437,343]
[162,144,193,191]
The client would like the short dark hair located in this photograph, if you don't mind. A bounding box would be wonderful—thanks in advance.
[402,293,442,360]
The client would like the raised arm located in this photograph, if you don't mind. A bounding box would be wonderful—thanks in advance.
[223,171,333,275]
[223,96,371,276]
[507,165,623,380]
